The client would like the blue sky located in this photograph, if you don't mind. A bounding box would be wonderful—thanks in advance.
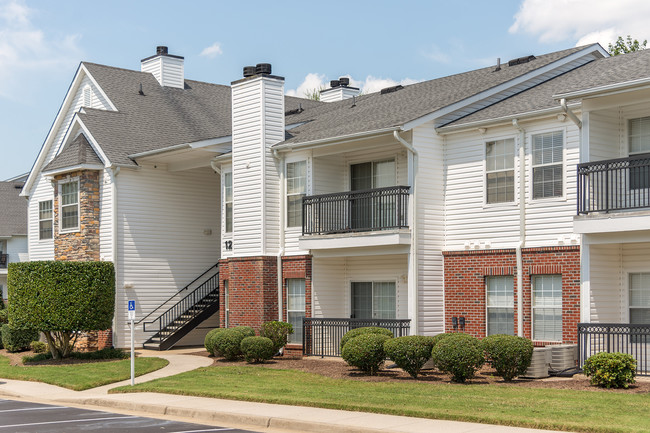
[1,0,648,180]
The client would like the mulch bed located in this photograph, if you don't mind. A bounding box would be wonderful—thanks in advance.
[189,350,650,394]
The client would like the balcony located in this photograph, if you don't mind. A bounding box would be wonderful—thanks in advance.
[578,323,650,376]
[0,254,6,269]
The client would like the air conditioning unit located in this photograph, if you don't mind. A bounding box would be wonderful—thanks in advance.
[550,344,578,371]
[522,346,552,378]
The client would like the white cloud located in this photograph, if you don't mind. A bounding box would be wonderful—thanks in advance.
[0,0,82,99]
[200,42,223,58]
[510,0,650,47]
[287,73,420,98]
[422,44,451,64]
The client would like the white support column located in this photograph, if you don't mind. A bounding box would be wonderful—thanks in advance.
[580,235,591,323]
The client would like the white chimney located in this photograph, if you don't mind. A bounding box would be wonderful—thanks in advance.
[141,46,185,89]
[320,77,360,102]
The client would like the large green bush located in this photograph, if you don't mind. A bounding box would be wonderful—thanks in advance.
[8,261,115,359]
[0,309,8,324]
[204,328,224,356]
[431,333,484,383]
[342,333,392,375]
[1,324,39,352]
[260,321,293,353]
[240,336,275,363]
[583,352,636,389]
[213,328,251,360]
[482,334,533,381]
[384,335,436,378]
[432,332,455,346]
[340,327,394,352]
[233,326,256,338]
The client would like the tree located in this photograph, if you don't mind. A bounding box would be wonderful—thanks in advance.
[608,35,647,56]
[8,261,115,359]
[304,86,324,101]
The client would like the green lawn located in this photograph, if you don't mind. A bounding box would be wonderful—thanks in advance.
[0,355,169,391]
[112,366,650,433]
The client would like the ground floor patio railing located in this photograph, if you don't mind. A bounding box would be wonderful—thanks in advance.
[303,318,411,357]
[578,323,650,376]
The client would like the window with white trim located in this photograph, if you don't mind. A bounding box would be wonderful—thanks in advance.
[532,131,563,199]
[628,117,650,189]
[286,161,306,227]
[287,278,305,344]
[224,172,233,233]
[486,138,515,204]
[532,275,562,341]
[60,181,79,232]
[629,273,650,324]
[38,200,53,240]
[351,281,396,319]
[486,276,514,335]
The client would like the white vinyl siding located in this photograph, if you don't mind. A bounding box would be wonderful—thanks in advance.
[486,138,515,204]
[629,273,650,324]
[59,180,79,232]
[38,200,53,240]
[224,171,233,233]
[486,276,514,335]
[287,278,305,343]
[286,161,306,228]
[532,275,562,341]
[99,169,113,261]
[532,131,563,199]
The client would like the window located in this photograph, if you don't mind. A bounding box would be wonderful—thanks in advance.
[38,200,53,240]
[351,281,396,319]
[223,280,230,328]
[60,181,79,231]
[486,139,515,204]
[629,273,650,324]
[287,279,305,344]
[286,161,306,227]
[532,131,563,198]
[350,160,397,229]
[628,117,650,189]
[486,276,514,335]
[532,275,562,341]
[224,172,233,233]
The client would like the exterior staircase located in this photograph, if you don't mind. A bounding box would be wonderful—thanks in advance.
[140,264,219,350]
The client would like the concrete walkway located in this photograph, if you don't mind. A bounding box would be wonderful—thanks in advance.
[0,348,564,433]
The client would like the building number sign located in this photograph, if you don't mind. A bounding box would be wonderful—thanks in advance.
[224,240,233,251]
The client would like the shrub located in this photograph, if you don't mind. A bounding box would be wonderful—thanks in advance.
[431,333,484,383]
[260,321,293,353]
[22,347,127,363]
[8,261,115,359]
[384,335,436,378]
[204,328,224,356]
[1,324,39,352]
[233,326,256,338]
[240,336,275,363]
[432,332,455,347]
[213,328,250,360]
[482,334,533,381]
[340,327,394,352]
[342,333,392,375]
[583,352,636,389]
[30,340,48,354]
[0,309,7,324]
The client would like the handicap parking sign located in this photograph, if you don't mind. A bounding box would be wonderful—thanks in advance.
[128,300,135,320]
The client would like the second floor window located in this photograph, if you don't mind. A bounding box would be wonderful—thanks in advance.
[60,181,79,231]
[224,172,233,233]
[287,161,306,227]
[532,131,563,199]
[629,116,650,190]
[39,200,53,240]
[486,138,515,204]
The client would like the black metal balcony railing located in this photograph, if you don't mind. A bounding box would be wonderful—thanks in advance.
[0,254,7,269]
[578,323,650,376]
[302,185,410,236]
[577,154,650,214]
[303,318,411,357]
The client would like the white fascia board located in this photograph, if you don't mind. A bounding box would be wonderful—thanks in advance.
[402,44,606,132]
[80,64,118,111]
[554,77,650,100]
[129,143,190,159]
[273,127,400,153]
[42,164,105,177]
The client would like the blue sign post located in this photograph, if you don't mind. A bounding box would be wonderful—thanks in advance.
[128,300,135,385]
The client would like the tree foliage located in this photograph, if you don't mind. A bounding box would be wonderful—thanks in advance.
[608,35,647,56]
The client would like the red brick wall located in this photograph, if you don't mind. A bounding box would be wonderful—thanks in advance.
[443,246,580,344]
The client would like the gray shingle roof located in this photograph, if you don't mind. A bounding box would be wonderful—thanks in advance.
[442,48,650,128]
[278,46,591,145]
[43,133,102,172]
[81,63,322,166]
[0,181,28,237]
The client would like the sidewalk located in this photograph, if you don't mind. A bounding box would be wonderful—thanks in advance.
[0,348,564,433]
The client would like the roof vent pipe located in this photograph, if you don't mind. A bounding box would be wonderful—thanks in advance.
[243,66,256,77]
[256,63,272,75]
[495,58,501,72]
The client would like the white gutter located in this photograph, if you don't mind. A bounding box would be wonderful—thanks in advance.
[560,99,582,128]
[210,160,222,175]
[554,76,650,100]
[394,131,419,335]
[512,119,526,338]
[129,143,191,159]
[273,127,400,153]
[273,149,285,322]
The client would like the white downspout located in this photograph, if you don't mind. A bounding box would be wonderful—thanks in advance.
[210,159,222,175]
[512,119,525,338]
[273,149,285,322]
[560,98,582,128]
[394,131,419,335]
[110,165,120,346]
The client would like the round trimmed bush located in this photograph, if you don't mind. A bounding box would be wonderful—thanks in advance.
[341,333,391,375]
[213,328,250,360]
[583,352,636,389]
[340,327,394,352]
[482,334,533,381]
[431,333,484,383]
[1,324,39,353]
[233,326,256,338]
[384,335,436,378]
[204,328,224,356]
[260,321,293,353]
[240,336,275,363]
[30,340,48,354]
[432,332,455,347]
